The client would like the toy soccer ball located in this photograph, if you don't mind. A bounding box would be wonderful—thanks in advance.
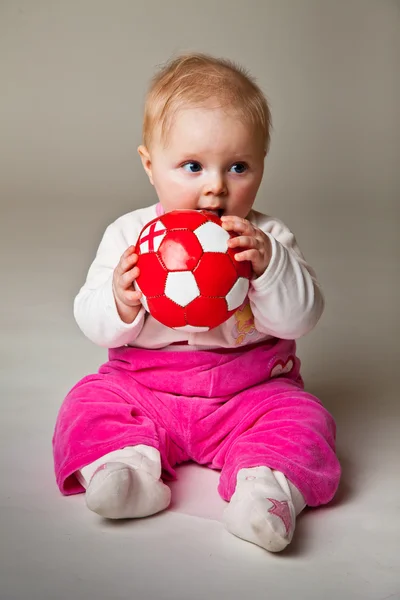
[134,209,252,331]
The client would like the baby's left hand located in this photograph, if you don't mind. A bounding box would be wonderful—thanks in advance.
[221,215,272,278]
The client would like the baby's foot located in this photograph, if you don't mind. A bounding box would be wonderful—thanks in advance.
[85,461,171,519]
[78,446,171,519]
[223,467,297,552]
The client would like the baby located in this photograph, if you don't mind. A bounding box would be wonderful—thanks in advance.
[53,53,340,553]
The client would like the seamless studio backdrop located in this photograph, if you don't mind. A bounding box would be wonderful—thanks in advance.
[1,1,399,599]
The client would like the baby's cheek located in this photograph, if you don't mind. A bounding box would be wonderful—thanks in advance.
[162,179,198,209]
[233,187,257,216]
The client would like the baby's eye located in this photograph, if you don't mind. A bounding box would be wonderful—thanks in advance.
[182,161,202,173]
[230,162,248,174]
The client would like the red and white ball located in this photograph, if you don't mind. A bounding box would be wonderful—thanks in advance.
[134,209,252,331]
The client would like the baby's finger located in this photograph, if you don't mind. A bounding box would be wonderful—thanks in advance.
[233,248,260,262]
[122,288,142,305]
[228,235,259,249]
[221,216,254,235]
[121,266,140,288]
[118,246,136,269]
[120,252,139,274]
[122,245,137,258]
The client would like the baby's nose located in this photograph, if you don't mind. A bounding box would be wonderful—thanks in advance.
[203,173,228,197]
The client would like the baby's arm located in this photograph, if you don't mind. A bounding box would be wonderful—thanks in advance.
[73,222,146,348]
[223,212,324,340]
[249,214,324,339]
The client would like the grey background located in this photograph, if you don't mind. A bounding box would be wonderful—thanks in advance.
[1,1,399,599]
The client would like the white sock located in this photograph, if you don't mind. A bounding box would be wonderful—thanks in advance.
[223,466,306,553]
[76,445,171,519]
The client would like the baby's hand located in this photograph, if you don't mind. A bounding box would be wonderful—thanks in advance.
[221,216,272,278]
[112,246,142,323]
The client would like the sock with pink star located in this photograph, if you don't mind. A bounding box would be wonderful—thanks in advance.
[223,466,306,552]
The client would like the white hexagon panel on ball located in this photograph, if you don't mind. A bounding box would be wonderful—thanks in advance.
[194,222,230,252]
[134,281,150,312]
[165,271,200,307]
[226,277,250,311]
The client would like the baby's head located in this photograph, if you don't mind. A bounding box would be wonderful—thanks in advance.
[138,53,271,218]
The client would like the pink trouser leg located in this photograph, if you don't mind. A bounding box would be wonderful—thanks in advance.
[52,374,187,495]
[206,381,340,507]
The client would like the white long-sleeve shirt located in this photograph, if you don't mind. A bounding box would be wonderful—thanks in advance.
[74,203,324,350]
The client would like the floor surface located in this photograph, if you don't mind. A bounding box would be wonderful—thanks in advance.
[1,319,399,600]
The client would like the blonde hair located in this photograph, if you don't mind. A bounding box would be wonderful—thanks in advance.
[142,53,272,151]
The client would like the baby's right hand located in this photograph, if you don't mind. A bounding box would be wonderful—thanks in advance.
[112,246,143,323]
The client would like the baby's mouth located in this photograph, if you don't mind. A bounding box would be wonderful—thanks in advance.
[202,209,224,218]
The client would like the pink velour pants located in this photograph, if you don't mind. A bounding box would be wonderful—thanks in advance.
[53,339,340,506]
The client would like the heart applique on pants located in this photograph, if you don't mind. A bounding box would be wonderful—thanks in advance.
[270,358,294,378]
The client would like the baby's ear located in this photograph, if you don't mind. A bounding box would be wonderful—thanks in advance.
[138,146,154,185]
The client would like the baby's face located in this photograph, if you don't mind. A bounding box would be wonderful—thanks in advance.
[139,105,265,218]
